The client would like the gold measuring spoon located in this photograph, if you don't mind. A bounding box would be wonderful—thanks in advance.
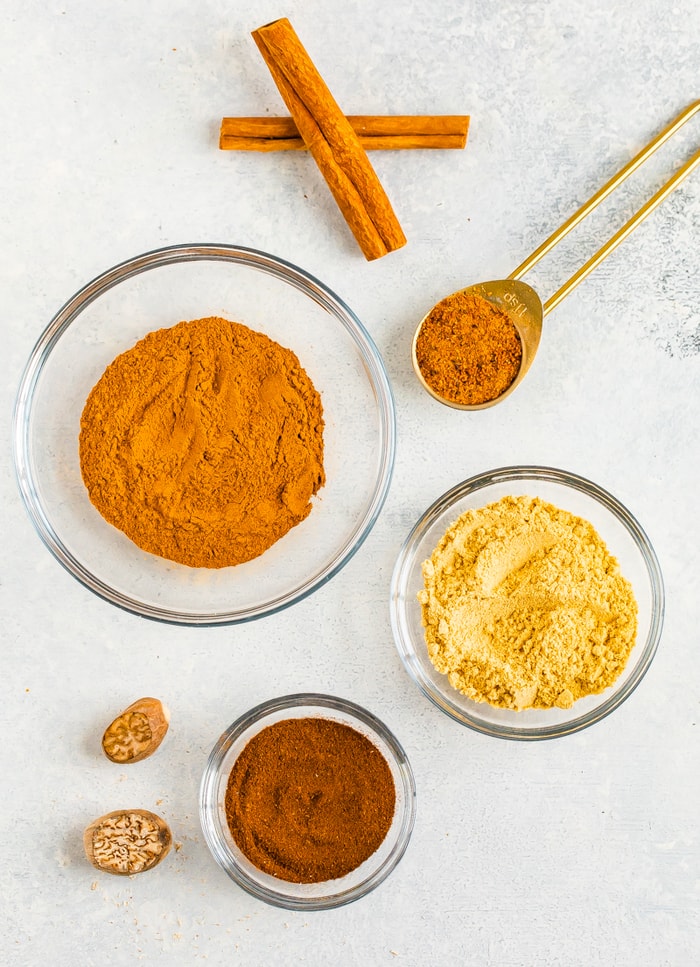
[412,99,700,410]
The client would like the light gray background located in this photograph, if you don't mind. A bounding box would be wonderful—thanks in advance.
[2,1,699,964]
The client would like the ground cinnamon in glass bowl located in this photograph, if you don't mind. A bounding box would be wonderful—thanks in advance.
[200,694,416,909]
[79,315,325,569]
[13,244,395,624]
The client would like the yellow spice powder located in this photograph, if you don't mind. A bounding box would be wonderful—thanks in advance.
[418,495,638,710]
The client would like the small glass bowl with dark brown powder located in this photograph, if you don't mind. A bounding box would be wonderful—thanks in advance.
[199,694,416,910]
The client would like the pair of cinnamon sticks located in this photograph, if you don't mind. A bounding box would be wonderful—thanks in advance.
[222,19,469,261]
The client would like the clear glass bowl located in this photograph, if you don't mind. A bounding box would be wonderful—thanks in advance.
[199,693,416,910]
[12,244,395,625]
[390,466,664,741]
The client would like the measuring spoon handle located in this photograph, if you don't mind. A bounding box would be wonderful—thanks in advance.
[509,100,700,315]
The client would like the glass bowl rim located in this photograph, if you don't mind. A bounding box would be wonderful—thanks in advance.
[198,691,417,910]
[390,464,665,741]
[12,242,396,626]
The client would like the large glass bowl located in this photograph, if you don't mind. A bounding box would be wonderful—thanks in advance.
[199,693,416,910]
[390,466,664,741]
[13,244,395,625]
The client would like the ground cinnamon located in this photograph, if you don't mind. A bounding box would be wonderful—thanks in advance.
[414,291,523,405]
[224,717,396,883]
[79,316,325,568]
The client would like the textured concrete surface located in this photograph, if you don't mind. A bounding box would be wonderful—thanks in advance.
[2,1,699,964]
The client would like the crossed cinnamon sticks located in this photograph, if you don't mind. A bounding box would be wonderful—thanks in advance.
[222,19,469,261]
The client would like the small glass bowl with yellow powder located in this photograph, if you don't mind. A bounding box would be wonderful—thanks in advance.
[199,693,417,910]
[13,244,395,624]
[390,466,664,741]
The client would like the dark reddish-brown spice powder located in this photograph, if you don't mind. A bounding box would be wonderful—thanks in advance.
[224,717,396,883]
[415,290,522,405]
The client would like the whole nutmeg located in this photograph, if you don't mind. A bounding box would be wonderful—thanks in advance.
[84,809,172,875]
[102,697,169,763]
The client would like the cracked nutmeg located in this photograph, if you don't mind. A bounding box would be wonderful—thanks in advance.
[101,697,170,763]
[83,810,172,875]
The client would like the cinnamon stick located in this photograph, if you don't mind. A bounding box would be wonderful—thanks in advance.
[251,18,406,261]
[220,115,470,151]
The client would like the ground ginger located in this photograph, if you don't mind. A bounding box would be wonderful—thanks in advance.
[418,495,638,710]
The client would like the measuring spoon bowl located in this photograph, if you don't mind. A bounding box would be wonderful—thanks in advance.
[411,278,543,410]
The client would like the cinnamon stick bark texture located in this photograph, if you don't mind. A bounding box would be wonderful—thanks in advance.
[220,115,470,151]
[251,18,407,260]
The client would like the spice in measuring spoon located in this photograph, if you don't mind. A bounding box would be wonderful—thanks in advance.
[414,290,522,406]
[412,100,700,410]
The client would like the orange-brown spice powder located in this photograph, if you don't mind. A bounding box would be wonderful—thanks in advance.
[79,316,325,569]
[415,291,522,405]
